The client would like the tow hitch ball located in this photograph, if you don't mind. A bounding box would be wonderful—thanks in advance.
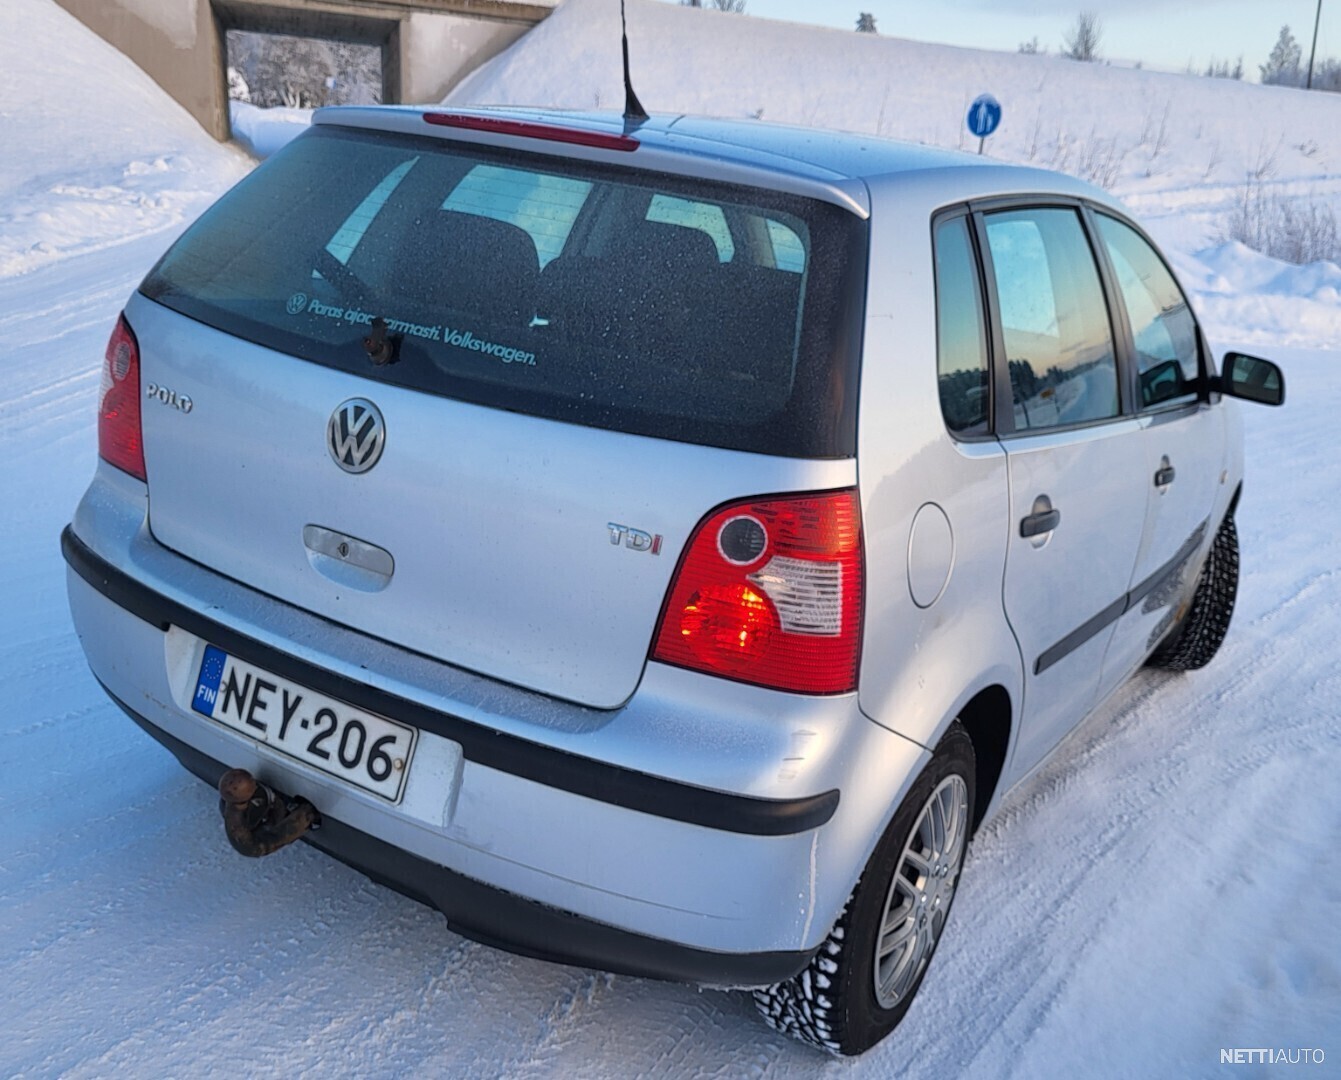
[217,768,320,858]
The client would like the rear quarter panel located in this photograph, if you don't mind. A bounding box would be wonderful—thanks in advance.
[855,171,1025,759]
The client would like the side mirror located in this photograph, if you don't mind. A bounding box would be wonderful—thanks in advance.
[1140,358,1186,406]
[1218,352,1285,406]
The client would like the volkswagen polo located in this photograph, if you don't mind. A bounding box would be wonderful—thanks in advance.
[62,105,1283,1055]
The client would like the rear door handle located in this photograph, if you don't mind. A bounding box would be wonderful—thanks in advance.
[1154,463,1176,487]
[1020,507,1061,538]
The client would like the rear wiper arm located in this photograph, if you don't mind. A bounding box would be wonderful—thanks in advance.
[307,252,397,365]
[362,316,398,366]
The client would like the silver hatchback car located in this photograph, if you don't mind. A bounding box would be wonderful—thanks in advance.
[63,106,1283,1055]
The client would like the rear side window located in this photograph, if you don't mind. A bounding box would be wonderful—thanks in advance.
[984,208,1119,433]
[141,125,868,458]
[1095,215,1200,408]
[933,216,990,436]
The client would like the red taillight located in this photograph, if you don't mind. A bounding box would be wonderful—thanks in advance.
[98,314,145,481]
[423,112,639,152]
[652,490,864,694]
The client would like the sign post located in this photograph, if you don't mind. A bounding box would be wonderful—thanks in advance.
[966,94,1002,155]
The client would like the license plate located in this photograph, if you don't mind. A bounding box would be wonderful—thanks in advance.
[192,644,416,802]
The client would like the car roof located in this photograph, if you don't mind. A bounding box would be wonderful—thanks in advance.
[313,105,1113,218]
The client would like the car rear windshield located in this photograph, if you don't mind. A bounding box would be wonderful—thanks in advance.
[140,124,868,458]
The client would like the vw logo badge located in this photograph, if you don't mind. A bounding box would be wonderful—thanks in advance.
[327,398,385,474]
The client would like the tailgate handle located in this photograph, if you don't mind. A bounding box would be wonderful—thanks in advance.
[303,524,394,592]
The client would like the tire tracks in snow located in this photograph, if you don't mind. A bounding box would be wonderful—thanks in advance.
[887,538,1341,1077]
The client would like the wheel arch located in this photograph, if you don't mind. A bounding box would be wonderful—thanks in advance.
[954,684,1012,833]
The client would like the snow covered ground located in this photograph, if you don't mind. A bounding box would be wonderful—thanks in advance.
[1,0,1338,1075]
[0,1,251,279]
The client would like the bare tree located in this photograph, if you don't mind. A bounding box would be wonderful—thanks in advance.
[680,0,747,9]
[1260,25,1303,86]
[1018,36,1042,55]
[1223,179,1340,265]
[1203,56,1244,79]
[856,13,877,33]
[1314,58,1341,91]
[227,30,381,108]
[1061,12,1102,62]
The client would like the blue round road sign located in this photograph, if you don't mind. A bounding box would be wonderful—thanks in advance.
[967,94,1002,138]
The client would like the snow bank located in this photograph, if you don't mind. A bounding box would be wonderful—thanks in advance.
[0,0,251,278]
[453,0,1338,190]
[448,0,1341,349]
[1181,242,1341,348]
[229,100,312,159]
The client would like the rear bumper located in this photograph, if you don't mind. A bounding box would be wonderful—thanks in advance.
[104,682,810,986]
[61,464,930,982]
[62,526,837,839]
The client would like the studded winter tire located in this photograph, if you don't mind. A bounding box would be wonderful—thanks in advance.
[1147,515,1239,671]
[753,722,976,1056]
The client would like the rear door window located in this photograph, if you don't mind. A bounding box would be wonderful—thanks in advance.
[983,208,1120,433]
[141,124,868,458]
[933,216,990,436]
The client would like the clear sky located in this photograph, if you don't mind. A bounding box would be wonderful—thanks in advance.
[660,1,1334,80]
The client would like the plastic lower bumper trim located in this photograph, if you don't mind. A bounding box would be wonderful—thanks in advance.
[101,681,817,987]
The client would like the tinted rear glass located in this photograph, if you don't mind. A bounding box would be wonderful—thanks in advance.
[141,124,868,457]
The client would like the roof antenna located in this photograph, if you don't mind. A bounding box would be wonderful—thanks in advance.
[620,0,648,130]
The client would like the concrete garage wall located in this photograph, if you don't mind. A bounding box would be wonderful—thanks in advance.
[400,12,530,105]
[55,0,227,137]
[53,0,552,142]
